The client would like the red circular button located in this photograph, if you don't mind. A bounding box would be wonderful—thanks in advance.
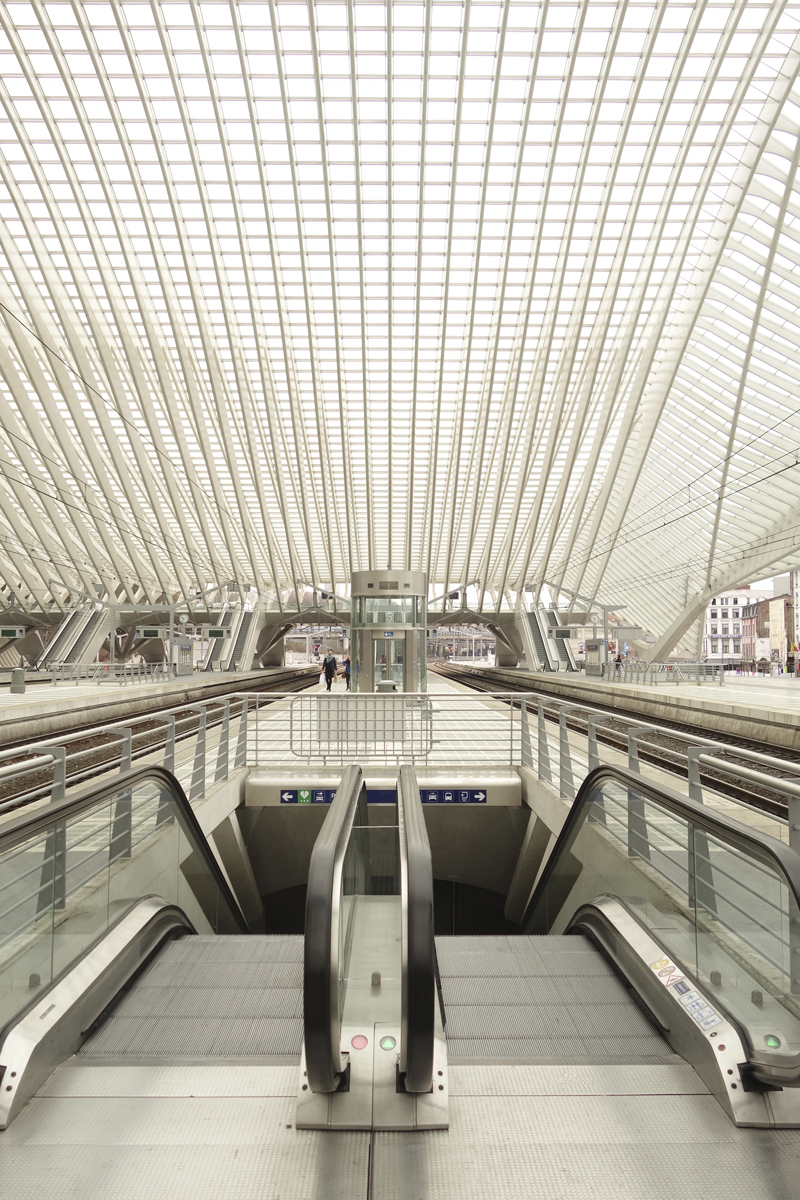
[351,1034,368,1050]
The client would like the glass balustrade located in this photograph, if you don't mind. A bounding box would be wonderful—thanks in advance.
[0,769,244,1032]
[523,770,800,1077]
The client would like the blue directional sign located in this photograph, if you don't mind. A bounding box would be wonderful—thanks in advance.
[280,788,337,804]
[279,788,398,804]
[280,787,488,804]
[420,789,486,804]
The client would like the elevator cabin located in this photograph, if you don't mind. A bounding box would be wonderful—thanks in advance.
[349,569,427,693]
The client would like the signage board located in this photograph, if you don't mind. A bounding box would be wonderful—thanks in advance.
[381,630,405,639]
[207,627,230,639]
[0,627,24,639]
[615,625,643,640]
[554,628,572,639]
[279,787,487,805]
[135,626,169,639]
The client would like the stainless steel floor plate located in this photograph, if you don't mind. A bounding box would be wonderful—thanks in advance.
[371,1092,800,1200]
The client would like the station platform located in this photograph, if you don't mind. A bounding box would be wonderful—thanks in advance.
[467,667,800,752]
[0,666,317,746]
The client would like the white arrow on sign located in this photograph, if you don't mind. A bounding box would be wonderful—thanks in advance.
[281,792,293,801]
[474,792,486,801]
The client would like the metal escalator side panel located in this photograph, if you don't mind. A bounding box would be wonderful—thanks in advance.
[0,764,248,1070]
[303,763,367,1093]
[63,610,105,664]
[0,897,195,1129]
[566,897,781,1127]
[397,764,435,1094]
[519,764,800,1101]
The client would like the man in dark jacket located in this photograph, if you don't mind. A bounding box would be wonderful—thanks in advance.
[323,651,337,691]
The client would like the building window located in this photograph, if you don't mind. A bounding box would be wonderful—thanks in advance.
[722,625,728,635]
[721,609,729,618]
[710,625,717,635]
[711,641,718,653]
[733,598,739,606]
[733,624,740,635]
[723,641,730,654]
[722,597,728,604]
[711,609,718,618]
[734,642,741,654]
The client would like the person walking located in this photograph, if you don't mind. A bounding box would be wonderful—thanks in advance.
[323,650,337,691]
[344,656,351,690]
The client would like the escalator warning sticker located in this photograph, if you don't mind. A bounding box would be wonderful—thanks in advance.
[650,957,722,1031]
[649,957,685,989]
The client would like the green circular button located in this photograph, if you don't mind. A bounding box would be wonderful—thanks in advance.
[380,1035,397,1051]
[764,1034,782,1049]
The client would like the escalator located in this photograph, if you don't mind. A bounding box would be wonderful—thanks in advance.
[502,766,800,1124]
[36,608,84,668]
[63,609,107,664]
[546,607,578,671]
[202,606,235,670]
[2,761,800,1196]
[225,608,254,672]
[0,760,443,1136]
[527,607,559,671]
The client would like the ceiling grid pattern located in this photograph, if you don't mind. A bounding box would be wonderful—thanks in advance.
[0,0,797,645]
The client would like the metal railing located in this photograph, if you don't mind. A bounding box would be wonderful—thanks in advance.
[51,661,172,686]
[2,685,799,853]
[610,661,724,686]
[0,691,271,816]
[518,691,800,847]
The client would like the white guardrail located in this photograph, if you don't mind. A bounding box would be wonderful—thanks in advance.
[604,662,725,686]
[50,662,172,686]
[0,690,797,849]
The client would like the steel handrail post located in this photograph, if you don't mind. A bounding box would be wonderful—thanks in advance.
[215,699,230,783]
[110,728,134,861]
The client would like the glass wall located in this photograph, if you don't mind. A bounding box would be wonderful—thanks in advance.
[351,595,425,627]
[0,774,243,1031]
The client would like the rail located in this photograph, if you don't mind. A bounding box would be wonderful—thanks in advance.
[4,673,800,856]
[520,764,800,1088]
[303,763,369,1093]
[397,764,435,1093]
[302,762,437,1098]
[0,764,248,1037]
[0,669,316,816]
[51,661,172,686]
[611,661,725,686]
[433,666,800,843]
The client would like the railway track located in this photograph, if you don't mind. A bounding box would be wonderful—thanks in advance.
[0,666,318,815]
[432,662,796,819]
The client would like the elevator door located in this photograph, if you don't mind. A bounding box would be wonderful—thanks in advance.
[374,637,404,689]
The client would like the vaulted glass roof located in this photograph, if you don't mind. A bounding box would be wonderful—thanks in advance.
[0,0,799,647]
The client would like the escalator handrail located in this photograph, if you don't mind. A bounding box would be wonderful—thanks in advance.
[519,764,800,933]
[397,764,435,1093]
[0,764,249,933]
[303,762,367,1093]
